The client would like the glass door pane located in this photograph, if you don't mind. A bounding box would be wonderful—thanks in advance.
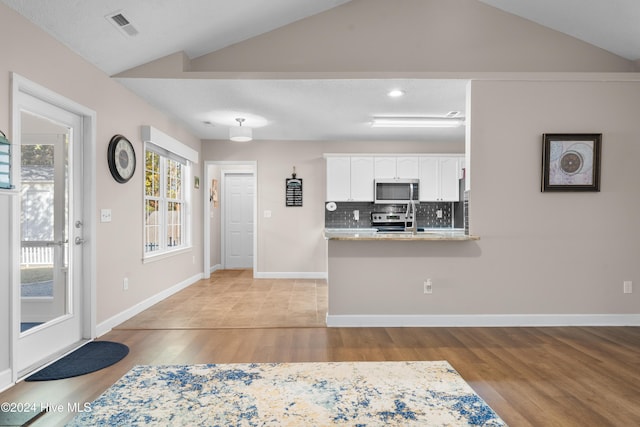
[20,112,70,333]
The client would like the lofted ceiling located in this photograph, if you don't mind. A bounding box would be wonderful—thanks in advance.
[3,0,640,142]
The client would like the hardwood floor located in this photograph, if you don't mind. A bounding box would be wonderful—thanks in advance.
[1,273,639,426]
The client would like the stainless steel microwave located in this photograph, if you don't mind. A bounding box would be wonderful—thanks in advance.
[374,179,420,204]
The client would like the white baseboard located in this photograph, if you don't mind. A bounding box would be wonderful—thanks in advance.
[0,369,13,393]
[210,264,222,274]
[254,271,327,280]
[326,314,640,328]
[96,273,203,337]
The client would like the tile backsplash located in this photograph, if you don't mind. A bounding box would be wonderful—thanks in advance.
[325,201,459,229]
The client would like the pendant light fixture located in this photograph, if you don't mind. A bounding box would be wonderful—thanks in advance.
[229,118,253,142]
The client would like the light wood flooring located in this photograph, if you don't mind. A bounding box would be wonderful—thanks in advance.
[116,269,327,329]
[1,271,639,426]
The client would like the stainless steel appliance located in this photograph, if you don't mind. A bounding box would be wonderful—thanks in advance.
[374,179,420,204]
[371,212,423,233]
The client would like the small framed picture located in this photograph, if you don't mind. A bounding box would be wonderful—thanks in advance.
[542,133,602,192]
[194,176,200,189]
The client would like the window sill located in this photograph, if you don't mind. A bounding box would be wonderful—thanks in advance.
[142,246,192,264]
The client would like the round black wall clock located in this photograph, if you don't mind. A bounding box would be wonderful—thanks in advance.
[107,134,136,183]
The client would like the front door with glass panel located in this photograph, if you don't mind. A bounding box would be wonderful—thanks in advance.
[16,95,84,376]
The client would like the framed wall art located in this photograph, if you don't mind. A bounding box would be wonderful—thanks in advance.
[541,133,602,192]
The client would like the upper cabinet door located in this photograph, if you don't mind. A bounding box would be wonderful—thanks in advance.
[439,157,460,201]
[374,157,396,179]
[419,155,463,201]
[326,156,374,201]
[350,157,374,201]
[419,157,439,201]
[375,156,419,179]
[326,157,351,201]
[396,157,420,178]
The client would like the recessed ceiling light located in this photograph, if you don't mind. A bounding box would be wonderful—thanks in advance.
[387,89,405,98]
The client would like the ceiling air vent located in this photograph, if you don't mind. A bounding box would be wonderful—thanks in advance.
[106,11,139,37]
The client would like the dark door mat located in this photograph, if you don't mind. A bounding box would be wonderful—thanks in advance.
[25,341,129,381]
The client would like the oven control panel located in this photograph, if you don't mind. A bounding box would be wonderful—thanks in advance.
[371,212,413,224]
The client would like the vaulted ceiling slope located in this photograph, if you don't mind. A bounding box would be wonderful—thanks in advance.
[0,0,351,76]
[3,0,638,76]
[479,0,640,62]
[119,0,635,75]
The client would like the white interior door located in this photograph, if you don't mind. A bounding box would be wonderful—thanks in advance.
[14,93,85,377]
[224,174,254,269]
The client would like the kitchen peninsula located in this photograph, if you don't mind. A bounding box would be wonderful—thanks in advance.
[324,228,478,241]
[323,152,481,327]
[324,230,481,327]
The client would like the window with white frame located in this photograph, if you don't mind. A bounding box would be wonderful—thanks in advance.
[144,143,190,256]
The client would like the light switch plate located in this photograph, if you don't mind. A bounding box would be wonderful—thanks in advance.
[263,210,272,218]
[100,209,112,223]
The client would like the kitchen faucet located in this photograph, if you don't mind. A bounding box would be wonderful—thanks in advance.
[404,183,417,234]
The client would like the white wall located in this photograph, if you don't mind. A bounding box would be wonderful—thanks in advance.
[0,3,203,387]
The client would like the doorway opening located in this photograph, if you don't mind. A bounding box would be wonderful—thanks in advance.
[203,161,257,278]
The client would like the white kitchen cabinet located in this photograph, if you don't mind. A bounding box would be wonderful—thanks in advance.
[374,157,396,179]
[326,156,374,201]
[350,157,374,200]
[374,156,419,179]
[396,157,420,178]
[326,157,351,201]
[419,157,439,201]
[439,157,461,201]
[419,155,464,202]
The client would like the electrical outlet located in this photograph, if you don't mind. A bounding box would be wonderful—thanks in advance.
[123,277,129,291]
[623,281,632,294]
[100,209,112,223]
[424,279,433,294]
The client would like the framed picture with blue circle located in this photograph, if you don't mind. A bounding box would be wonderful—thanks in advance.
[541,133,602,192]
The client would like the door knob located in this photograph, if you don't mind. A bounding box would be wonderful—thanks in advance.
[74,237,85,245]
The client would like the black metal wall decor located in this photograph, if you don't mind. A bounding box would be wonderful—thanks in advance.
[286,167,303,207]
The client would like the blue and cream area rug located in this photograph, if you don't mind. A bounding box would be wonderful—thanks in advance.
[67,361,506,426]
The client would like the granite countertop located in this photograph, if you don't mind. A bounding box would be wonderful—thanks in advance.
[324,228,479,241]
